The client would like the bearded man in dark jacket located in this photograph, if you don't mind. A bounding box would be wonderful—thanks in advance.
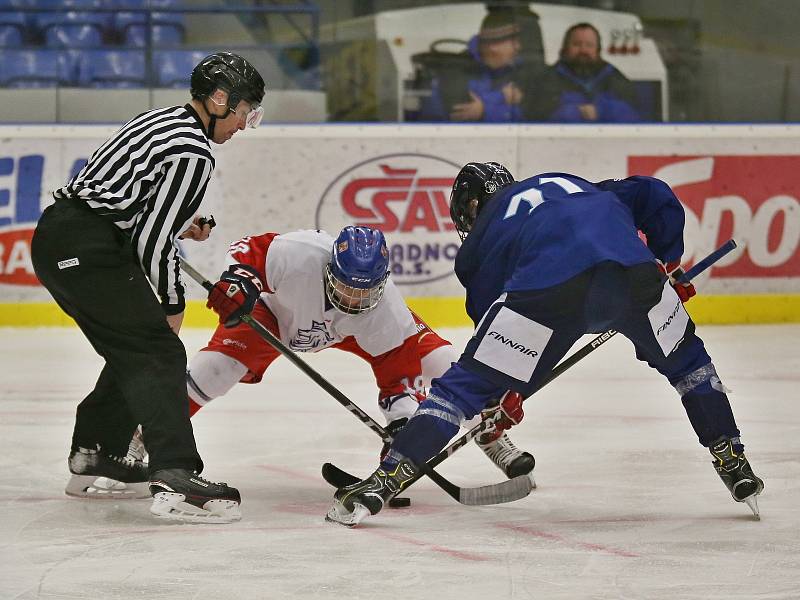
[524,22,641,123]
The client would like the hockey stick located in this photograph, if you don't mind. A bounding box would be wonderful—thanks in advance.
[179,259,532,506]
[324,239,738,492]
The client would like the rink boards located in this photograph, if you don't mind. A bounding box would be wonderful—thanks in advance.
[0,123,798,326]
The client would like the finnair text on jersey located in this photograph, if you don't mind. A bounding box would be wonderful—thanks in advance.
[656,302,682,336]
[487,331,539,357]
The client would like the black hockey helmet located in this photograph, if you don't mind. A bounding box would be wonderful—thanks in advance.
[450,162,514,240]
[191,52,265,112]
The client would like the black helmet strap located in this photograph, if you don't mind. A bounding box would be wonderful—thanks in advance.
[200,94,225,139]
[199,89,239,139]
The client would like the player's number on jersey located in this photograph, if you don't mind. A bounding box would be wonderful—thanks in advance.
[229,236,252,255]
[502,176,586,222]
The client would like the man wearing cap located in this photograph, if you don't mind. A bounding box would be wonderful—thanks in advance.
[420,11,527,122]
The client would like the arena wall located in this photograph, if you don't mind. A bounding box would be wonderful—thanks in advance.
[1,124,798,328]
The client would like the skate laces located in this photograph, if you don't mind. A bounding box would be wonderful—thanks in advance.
[480,433,523,466]
[126,428,146,463]
[109,453,137,468]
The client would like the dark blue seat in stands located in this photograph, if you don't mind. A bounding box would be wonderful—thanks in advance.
[154,49,208,87]
[0,10,26,46]
[43,22,104,47]
[115,0,184,47]
[36,0,108,47]
[121,21,183,47]
[0,49,75,87]
[0,24,24,46]
[78,49,145,88]
[40,13,103,48]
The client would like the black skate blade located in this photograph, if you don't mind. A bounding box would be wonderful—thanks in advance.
[321,463,360,488]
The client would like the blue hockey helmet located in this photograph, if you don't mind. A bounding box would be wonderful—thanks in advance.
[325,226,391,314]
[450,161,514,241]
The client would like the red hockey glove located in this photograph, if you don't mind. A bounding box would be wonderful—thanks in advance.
[658,259,697,303]
[477,391,525,444]
[206,263,264,328]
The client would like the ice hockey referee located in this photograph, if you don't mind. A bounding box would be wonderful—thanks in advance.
[31,52,265,524]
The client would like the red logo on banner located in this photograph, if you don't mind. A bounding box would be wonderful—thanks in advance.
[339,164,456,233]
[0,226,38,286]
[316,154,461,284]
[629,156,799,278]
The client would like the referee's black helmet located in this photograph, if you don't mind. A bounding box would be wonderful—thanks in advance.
[450,162,515,240]
[191,52,265,111]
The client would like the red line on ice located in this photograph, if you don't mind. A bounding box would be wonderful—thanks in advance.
[363,529,489,562]
[496,523,639,558]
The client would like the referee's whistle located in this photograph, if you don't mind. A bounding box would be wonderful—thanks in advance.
[198,215,216,229]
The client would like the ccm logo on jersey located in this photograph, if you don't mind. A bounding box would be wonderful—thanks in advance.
[473,306,553,382]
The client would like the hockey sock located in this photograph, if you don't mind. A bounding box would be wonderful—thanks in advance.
[381,394,461,469]
[676,363,740,448]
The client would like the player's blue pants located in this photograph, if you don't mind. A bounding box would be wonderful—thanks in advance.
[386,262,741,468]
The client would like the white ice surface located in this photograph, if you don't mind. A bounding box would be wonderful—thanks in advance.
[1,324,799,600]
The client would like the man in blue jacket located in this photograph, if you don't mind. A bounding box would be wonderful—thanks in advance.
[419,12,527,122]
[524,23,641,122]
[326,161,763,526]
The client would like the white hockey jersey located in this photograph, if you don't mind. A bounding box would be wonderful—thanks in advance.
[225,229,419,358]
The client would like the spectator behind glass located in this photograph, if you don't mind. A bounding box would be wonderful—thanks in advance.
[419,11,524,122]
[523,22,641,123]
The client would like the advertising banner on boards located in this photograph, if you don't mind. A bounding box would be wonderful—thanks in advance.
[1,125,797,305]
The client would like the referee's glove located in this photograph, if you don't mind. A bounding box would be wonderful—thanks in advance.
[207,263,263,328]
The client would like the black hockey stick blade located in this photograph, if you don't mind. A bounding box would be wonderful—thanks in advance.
[322,462,359,488]
[323,461,536,505]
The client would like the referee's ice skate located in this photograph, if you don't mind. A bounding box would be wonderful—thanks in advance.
[326,460,418,527]
[149,469,242,523]
[65,445,149,499]
[709,437,764,519]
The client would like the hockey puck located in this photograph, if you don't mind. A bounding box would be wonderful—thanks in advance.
[388,497,411,509]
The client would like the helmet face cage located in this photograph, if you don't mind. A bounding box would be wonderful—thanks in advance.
[449,162,514,241]
[324,263,389,315]
[324,226,391,315]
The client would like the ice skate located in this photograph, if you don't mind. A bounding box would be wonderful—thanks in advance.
[65,444,150,499]
[709,437,764,520]
[149,469,242,523]
[326,460,418,527]
[126,426,147,463]
[477,431,536,483]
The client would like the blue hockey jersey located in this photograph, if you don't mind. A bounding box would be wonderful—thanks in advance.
[454,173,686,323]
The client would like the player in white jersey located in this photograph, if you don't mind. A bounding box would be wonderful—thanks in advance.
[188,226,535,479]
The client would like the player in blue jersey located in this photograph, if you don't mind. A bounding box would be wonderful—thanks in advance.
[326,161,764,526]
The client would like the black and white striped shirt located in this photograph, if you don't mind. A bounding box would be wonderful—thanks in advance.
[55,104,214,314]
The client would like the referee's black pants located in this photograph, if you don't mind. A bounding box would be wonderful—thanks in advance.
[31,199,203,473]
